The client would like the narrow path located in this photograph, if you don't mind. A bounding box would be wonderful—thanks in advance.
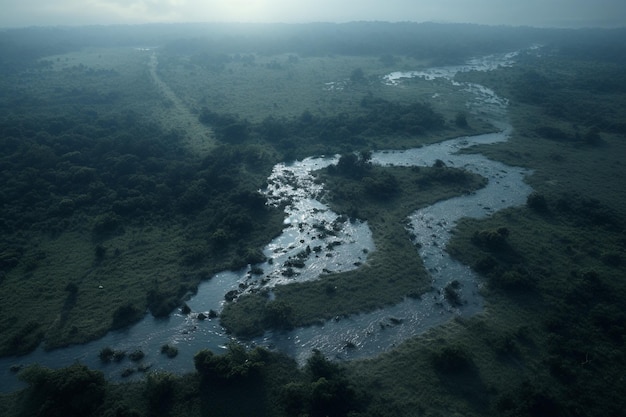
[148,53,216,155]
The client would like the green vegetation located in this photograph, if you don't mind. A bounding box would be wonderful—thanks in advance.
[2,344,362,417]
[221,153,487,337]
[0,22,489,356]
[198,95,450,161]
[1,22,625,417]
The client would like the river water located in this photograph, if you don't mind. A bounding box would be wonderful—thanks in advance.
[0,49,534,392]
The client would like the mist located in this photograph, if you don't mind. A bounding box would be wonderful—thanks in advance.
[1,0,625,28]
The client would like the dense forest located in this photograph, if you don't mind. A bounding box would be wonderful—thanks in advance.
[0,22,625,417]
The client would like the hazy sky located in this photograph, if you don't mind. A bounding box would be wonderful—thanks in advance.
[1,0,625,28]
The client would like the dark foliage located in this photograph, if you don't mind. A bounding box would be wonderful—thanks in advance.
[263,300,296,329]
[111,304,143,330]
[18,363,106,417]
[554,193,623,230]
[332,151,372,179]
[471,227,510,250]
[431,344,474,374]
[8,321,43,355]
[1,22,626,417]
[279,350,362,417]
[194,343,265,382]
[443,280,463,306]
[144,372,176,417]
[526,192,548,212]
[161,344,179,358]
[200,95,445,159]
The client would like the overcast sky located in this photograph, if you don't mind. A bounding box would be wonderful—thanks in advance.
[1,0,625,29]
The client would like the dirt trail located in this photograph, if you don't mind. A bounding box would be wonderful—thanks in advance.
[149,53,216,155]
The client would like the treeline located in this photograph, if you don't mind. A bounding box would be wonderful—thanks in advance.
[3,22,625,75]
[159,22,546,64]
[0,112,276,242]
[199,94,446,159]
[0,21,587,74]
[5,345,364,417]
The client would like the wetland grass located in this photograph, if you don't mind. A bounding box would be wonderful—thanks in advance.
[341,52,626,417]
[220,164,487,337]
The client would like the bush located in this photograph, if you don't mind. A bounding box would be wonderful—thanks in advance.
[306,350,343,381]
[264,300,295,329]
[443,281,462,306]
[161,344,178,358]
[526,192,548,212]
[111,304,143,329]
[492,269,536,291]
[92,212,122,237]
[455,112,469,128]
[472,227,510,250]
[147,289,179,318]
[431,345,474,373]
[285,350,361,417]
[99,347,115,363]
[129,349,145,362]
[194,343,265,382]
[335,152,371,178]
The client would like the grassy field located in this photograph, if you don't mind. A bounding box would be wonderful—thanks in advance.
[158,51,493,137]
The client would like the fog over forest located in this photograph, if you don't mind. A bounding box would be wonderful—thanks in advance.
[2,0,626,28]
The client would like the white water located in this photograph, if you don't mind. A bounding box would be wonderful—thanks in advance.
[0,48,535,392]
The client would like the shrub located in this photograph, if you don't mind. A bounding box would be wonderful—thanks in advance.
[129,349,145,362]
[306,350,343,381]
[472,227,510,250]
[264,300,295,329]
[111,304,143,329]
[147,289,178,318]
[194,343,264,382]
[431,345,474,373]
[455,112,469,128]
[99,346,115,363]
[92,212,121,237]
[444,281,462,306]
[161,344,178,358]
[350,68,366,84]
[491,269,537,291]
[526,192,548,212]
[474,255,499,274]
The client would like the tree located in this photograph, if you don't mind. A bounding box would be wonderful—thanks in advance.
[350,68,366,84]
[194,343,264,382]
[264,300,295,329]
[335,152,371,178]
[455,112,469,128]
[145,371,176,417]
[19,363,106,417]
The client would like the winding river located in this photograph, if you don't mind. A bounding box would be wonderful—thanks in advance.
[0,49,535,392]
